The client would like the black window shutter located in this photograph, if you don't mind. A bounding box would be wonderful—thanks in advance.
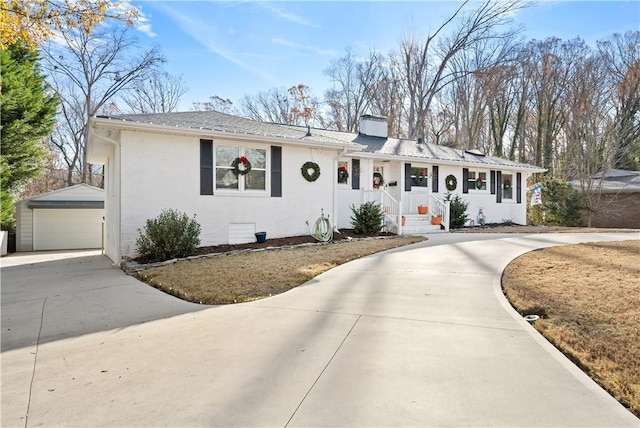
[462,168,469,193]
[516,172,522,204]
[200,139,213,195]
[271,146,282,197]
[352,159,360,190]
[404,163,412,191]
[432,165,439,193]
[490,170,496,195]
[496,171,502,203]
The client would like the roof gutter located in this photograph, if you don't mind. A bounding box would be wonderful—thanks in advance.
[352,152,547,173]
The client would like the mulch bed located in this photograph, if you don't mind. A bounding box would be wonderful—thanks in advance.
[132,229,396,264]
[193,229,394,254]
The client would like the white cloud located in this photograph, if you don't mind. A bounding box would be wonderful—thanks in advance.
[272,38,338,56]
[257,2,319,28]
[159,4,277,83]
[110,1,157,37]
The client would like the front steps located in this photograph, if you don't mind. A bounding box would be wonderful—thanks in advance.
[401,214,444,234]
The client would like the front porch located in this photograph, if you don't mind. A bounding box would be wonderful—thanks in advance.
[363,189,450,235]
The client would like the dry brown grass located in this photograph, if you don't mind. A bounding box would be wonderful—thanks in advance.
[502,240,640,417]
[138,236,426,305]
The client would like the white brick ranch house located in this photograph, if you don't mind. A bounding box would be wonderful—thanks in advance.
[88,111,545,264]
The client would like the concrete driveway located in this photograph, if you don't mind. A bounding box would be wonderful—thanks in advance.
[1,233,639,427]
[1,250,206,352]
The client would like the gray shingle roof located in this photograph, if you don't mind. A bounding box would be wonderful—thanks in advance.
[97,111,358,146]
[571,169,640,193]
[97,111,545,171]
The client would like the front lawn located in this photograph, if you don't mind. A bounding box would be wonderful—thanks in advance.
[503,240,640,417]
[136,236,426,304]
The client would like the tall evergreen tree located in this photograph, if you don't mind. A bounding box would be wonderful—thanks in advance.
[0,42,58,229]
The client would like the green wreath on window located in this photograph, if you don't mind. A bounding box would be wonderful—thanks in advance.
[445,174,457,191]
[503,178,512,190]
[301,161,321,182]
[231,156,252,176]
[476,176,484,189]
[338,165,349,183]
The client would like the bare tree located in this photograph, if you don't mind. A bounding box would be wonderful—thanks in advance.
[240,87,293,124]
[42,25,164,185]
[121,70,187,113]
[520,38,585,173]
[598,31,640,170]
[367,62,406,137]
[394,0,524,140]
[192,95,235,114]
[562,48,616,225]
[240,84,320,126]
[323,49,384,132]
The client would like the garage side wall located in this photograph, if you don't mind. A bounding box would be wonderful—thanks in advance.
[16,201,33,252]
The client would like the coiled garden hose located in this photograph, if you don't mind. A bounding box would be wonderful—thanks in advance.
[311,212,333,242]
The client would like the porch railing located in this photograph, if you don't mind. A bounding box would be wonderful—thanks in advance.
[429,193,451,232]
[363,189,402,233]
[405,192,429,214]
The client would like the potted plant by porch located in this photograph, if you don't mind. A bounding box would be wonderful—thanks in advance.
[418,205,428,215]
[431,215,441,225]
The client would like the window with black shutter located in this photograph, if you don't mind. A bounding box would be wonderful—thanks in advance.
[271,146,282,197]
[462,168,469,193]
[432,166,439,192]
[200,139,213,195]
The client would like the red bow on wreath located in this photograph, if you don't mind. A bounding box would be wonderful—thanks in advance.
[340,166,347,172]
[240,156,248,165]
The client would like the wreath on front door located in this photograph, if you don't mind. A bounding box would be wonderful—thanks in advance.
[301,161,321,182]
[373,172,384,188]
[231,156,252,176]
[503,178,512,191]
[445,174,457,191]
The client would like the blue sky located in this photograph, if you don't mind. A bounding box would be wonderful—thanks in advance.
[131,1,640,111]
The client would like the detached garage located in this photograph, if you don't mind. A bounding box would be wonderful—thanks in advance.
[16,184,105,252]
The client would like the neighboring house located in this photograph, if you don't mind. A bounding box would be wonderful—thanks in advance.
[571,169,640,229]
[16,184,105,251]
[88,111,545,264]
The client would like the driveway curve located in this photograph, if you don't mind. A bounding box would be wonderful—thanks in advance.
[1,250,206,352]
[2,233,639,427]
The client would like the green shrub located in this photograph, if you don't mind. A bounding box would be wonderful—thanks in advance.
[445,193,470,229]
[350,201,385,234]
[527,178,583,227]
[136,209,201,262]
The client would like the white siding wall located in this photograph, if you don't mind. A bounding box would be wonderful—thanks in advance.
[436,165,528,225]
[118,130,338,258]
[16,201,33,252]
[104,147,121,262]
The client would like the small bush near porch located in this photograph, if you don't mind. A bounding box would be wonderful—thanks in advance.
[445,193,470,229]
[350,201,385,234]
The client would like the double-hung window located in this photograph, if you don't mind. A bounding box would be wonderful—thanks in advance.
[215,145,267,192]
[410,167,428,187]
[467,170,487,191]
